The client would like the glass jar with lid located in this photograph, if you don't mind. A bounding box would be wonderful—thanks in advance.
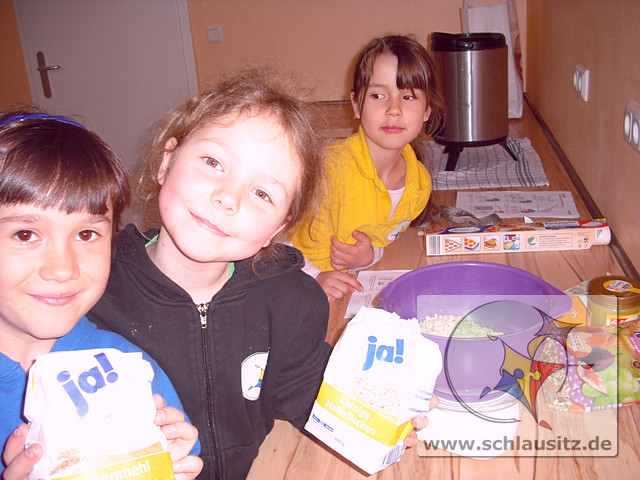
[587,275,640,327]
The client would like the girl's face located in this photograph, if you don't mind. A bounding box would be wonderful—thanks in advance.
[156,114,301,264]
[351,53,431,159]
[0,204,112,358]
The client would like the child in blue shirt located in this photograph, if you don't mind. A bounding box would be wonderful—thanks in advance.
[0,109,202,480]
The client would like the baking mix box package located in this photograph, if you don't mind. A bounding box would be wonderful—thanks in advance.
[542,320,640,412]
[305,307,442,474]
[423,219,610,256]
[24,348,174,480]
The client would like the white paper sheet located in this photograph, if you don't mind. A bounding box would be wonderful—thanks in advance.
[345,270,410,319]
[456,190,579,219]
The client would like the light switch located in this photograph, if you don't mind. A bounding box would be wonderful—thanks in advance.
[206,26,223,44]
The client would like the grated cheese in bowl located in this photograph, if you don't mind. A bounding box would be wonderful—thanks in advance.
[420,314,504,338]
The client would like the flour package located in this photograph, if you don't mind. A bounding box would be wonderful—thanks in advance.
[305,307,442,474]
[24,349,174,480]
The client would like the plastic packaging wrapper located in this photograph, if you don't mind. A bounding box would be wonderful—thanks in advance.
[305,307,442,474]
[24,348,174,480]
[542,320,640,412]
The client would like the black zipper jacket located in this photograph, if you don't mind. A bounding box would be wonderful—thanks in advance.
[88,225,331,479]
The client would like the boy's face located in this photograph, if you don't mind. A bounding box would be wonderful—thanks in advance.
[0,204,112,350]
[155,114,301,264]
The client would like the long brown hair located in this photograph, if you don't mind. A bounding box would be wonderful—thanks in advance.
[351,34,445,138]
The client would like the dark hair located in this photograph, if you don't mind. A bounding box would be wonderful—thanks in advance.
[138,65,325,259]
[0,107,131,235]
[351,34,445,137]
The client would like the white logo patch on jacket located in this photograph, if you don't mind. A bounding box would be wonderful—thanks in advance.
[241,352,269,401]
[387,220,410,241]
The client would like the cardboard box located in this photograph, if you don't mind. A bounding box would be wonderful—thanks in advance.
[424,219,610,256]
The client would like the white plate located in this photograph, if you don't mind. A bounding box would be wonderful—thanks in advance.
[418,396,520,459]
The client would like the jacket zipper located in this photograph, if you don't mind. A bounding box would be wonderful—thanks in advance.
[196,302,222,480]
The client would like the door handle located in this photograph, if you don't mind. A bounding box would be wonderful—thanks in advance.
[37,65,60,71]
[36,51,60,98]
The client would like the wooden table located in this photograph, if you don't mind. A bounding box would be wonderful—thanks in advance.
[247,101,639,479]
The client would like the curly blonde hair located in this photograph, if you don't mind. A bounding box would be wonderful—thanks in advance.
[137,65,325,261]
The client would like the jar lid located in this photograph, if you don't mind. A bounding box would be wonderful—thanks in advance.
[588,275,640,308]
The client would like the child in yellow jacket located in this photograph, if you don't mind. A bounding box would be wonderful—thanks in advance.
[291,35,444,302]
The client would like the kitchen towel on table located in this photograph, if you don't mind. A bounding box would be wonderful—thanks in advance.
[420,137,549,191]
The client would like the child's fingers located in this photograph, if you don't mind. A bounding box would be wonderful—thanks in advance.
[330,237,357,257]
[153,393,167,411]
[403,429,419,448]
[323,283,352,301]
[161,420,198,445]
[172,455,204,480]
[330,234,374,270]
[330,258,348,272]
[2,445,43,480]
[152,397,198,462]
[351,230,372,245]
[404,414,432,448]
[411,415,428,430]
[154,404,186,428]
[327,272,362,294]
[318,272,362,300]
[2,425,43,480]
[2,424,28,466]
[341,275,363,292]
[162,422,199,463]
[402,396,441,449]
[329,235,350,249]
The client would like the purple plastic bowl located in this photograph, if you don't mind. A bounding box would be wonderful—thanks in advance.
[377,261,572,402]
